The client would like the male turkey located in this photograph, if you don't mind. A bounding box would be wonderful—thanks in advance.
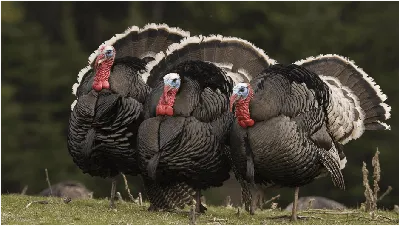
[67,23,190,208]
[229,55,391,220]
[137,35,276,212]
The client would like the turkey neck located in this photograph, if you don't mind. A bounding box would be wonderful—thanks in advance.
[234,90,254,128]
[156,86,178,116]
[94,60,114,86]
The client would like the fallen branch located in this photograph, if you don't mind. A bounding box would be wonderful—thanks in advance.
[26,200,49,208]
[300,210,358,215]
[121,173,135,202]
[45,168,52,196]
[263,194,280,206]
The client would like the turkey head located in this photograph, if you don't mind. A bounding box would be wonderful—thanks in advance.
[156,73,181,116]
[230,83,254,128]
[92,45,115,92]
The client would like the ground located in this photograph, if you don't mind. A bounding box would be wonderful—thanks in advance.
[1,195,398,225]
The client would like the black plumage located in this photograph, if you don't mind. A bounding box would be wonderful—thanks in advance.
[67,24,190,208]
[137,35,275,212]
[229,56,391,219]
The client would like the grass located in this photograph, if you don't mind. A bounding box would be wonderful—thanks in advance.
[1,194,398,225]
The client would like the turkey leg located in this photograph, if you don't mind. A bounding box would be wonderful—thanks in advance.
[195,190,206,213]
[110,177,117,209]
[291,186,299,221]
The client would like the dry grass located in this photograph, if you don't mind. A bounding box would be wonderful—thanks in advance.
[1,194,398,225]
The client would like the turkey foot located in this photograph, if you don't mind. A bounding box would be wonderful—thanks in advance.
[291,186,300,221]
[109,177,117,209]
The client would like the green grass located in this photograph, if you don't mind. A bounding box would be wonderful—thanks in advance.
[1,194,398,225]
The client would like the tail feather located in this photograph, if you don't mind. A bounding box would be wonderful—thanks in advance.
[143,178,195,210]
[295,54,391,144]
[143,35,276,87]
[72,23,190,96]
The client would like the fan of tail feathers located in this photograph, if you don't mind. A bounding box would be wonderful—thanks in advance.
[295,54,391,144]
[142,35,277,87]
[71,23,190,96]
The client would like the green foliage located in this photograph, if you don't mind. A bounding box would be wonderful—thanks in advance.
[1,195,398,225]
[1,1,398,211]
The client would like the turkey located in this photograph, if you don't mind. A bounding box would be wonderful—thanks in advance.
[229,55,391,220]
[67,23,190,208]
[137,35,276,212]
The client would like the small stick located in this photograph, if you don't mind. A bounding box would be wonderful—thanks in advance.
[225,196,232,208]
[26,200,49,208]
[300,210,357,215]
[138,192,143,206]
[21,185,28,195]
[378,186,392,201]
[264,194,280,206]
[45,168,52,196]
[116,192,125,203]
[121,173,135,202]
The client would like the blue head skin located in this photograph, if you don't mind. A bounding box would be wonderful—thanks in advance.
[232,83,250,99]
[230,83,250,111]
[163,73,181,91]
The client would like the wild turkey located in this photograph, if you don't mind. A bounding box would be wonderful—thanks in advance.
[137,35,276,212]
[229,55,391,220]
[67,23,190,208]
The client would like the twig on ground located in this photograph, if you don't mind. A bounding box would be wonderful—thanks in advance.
[300,210,358,215]
[45,168,52,196]
[224,196,232,208]
[378,186,392,201]
[236,207,240,216]
[297,215,323,220]
[121,173,135,202]
[21,185,28,195]
[25,200,49,208]
[116,192,125,203]
[263,194,280,207]
[138,192,143,206]
[212,217,227,222]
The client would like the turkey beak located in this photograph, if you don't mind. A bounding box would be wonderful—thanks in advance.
[229,94,239,112]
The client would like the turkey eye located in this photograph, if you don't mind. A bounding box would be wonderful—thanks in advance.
[172,78,177,82]
[239,88,245,92]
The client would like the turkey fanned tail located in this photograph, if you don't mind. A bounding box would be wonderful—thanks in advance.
[144,35,276,87]
[295,54,391,144]
[318,146,345,190]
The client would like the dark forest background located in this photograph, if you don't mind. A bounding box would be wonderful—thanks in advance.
[1,1,399,209]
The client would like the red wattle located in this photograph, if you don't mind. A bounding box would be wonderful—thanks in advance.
[92,81,103,91]
[233,85,255,128]
[102,80,110,89]
[93,55,114,92]
[156,86,178,116]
